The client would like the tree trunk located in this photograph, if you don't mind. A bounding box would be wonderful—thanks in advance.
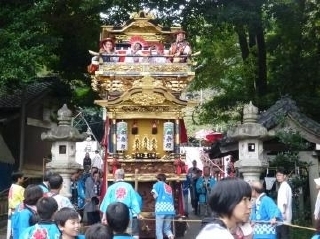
[256,24,267,97]
[235,25,249,60]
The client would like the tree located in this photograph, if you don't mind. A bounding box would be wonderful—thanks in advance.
[0,1,60,91]
[1,0,320,127]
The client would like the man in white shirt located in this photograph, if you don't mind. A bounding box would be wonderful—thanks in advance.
[276,167,292,239]
[46,173,74,210]
[91,150,103,170]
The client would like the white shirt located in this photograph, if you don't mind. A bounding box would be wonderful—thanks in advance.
[277,181,292,223]
[149,50,167,63]
[314,191,320,219]
[197,223,233,239]
[92,154,103,169]
[124,49,144,63]
[52,194,74,210]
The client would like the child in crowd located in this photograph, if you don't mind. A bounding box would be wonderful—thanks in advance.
[19,197,60,239]
[85,223,113,239]
[11,184,43,239]
[106,202,132,239]
[7,171,25,239]
[54,207,85,239]
[46,173,74,210]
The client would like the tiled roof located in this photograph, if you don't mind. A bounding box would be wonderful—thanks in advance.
[0,77,57,108]
[258,96,320,135]
[208,96,320,158]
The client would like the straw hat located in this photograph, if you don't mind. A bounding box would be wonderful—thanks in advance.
[174,29,186,35]
[100,38,114,48]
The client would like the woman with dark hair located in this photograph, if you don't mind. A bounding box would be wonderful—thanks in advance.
[11,184,43,239]
[196,177,252,239]
[54,207,84,239]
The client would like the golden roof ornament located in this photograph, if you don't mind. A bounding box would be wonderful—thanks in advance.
[130,11,155,20]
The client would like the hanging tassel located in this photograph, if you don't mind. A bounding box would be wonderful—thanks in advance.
[152,120,158,134]
[132,120,138,135]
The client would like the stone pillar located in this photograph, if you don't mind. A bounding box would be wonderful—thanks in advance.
[41,104,87,197]
[228,101,270,182]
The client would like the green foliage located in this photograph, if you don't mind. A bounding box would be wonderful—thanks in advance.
[0,1,60,91]
[72,106,104,141]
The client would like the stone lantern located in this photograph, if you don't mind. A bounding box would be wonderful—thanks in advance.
[41,104,87,196]
[227,102,270,182]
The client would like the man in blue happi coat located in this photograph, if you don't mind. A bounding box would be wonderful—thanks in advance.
[196,166,216,217]
[250,181,282,239]
[151,173,175,239]
[100,169,142,233]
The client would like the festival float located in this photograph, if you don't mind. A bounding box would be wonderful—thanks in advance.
[88,11,195,238]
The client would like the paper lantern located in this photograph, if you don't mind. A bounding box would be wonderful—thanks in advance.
[163,122,174,151]
[116,121,128,151]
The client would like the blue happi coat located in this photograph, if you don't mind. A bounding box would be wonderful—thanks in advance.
[151,181,175,215]
[196,176,216,204]
[100,181,141,218]
[250,193,282,239]
[11,203,35,239]
[19,221,61,239]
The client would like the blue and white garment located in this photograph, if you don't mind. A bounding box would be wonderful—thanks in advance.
[250,193,282,239]
[11,203,36,239]
[113,233,133,239]
[151,181,175,215]
[100,181,141,218]
[39,182,50,194]
[182,175,190,197]
[19,221,61,239]
[311,233,320,239]
[196,176,216,204]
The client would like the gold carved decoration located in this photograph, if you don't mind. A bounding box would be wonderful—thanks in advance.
[130,11,155,20]
[132,135,158,151]
[132,78,164,88]
[131,92,165,106]
[98,63,192,74]
[121,106,173,112]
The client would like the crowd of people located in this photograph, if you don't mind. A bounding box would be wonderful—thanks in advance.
[87,29,192,73]
[7,156,320,239]
[6,161,176,239]
[185,163,315,239]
